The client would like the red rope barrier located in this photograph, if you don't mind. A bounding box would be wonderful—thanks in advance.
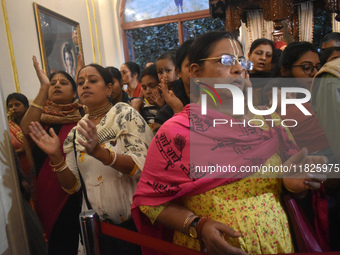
[100,222,340,255]
[100,221,206,255]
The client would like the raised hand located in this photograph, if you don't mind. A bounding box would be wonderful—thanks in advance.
[76,119,100,155]
[201,220,248,255]
[29,121,61,156]
[32,56,50,87]
[151,89,165,108]
[75,52,85,82]
[77,52,84,68]
[283,148,327,193]
[159,78,183,113]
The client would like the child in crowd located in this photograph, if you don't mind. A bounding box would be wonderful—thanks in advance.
[130,64,164,133]
[154,40,194,127]
[156,50,178,90]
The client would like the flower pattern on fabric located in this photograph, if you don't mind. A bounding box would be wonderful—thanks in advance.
[175,175,293,254]
[141,154,294,254]
[139,111,296,254]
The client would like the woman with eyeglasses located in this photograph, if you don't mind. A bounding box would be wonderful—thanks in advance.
[132,31,327,255]
[280,41,321,91]
[275,42,335,251]
[276,42,333,156]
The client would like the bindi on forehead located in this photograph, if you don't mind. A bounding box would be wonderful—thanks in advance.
[51,74,67,83]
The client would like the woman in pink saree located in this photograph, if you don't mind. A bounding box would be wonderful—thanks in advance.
[132,31,328,255]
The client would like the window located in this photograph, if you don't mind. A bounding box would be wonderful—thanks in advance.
[313,8,332,50]
[124,0,209,22]
[126,23,179,68]
[121,0,225,67]
[182,17,224,39]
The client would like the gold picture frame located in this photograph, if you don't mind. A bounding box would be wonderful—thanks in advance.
[33,3,83,79]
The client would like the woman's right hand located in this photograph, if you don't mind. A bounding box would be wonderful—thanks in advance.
[201,220,248,255]
[33,56,50,88]
[29,121,62,157]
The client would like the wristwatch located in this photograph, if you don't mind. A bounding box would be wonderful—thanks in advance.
[188,217,200,239]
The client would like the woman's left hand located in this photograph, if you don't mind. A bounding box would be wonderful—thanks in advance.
[29,121,62,157]
[283,148,328,193]
[77,118,100,155]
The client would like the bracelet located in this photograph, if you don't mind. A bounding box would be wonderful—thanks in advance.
[183,214,196,233]
[62,179,79,194]
[49,159,65,168]
[197,217,210,240]
[284,185,299,193]
[31,102,44,111]
[52,161,67,173]
[103,149,117,166]
[129,164,138,176]
[110,150,117,166]
[103,149,113,165]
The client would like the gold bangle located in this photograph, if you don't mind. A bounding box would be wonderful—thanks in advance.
[129,164,138,176]
[284,185,299,193]
[103,149,114,165]
[52,161,67,172]
[31,102,44,111]
[183,214,197,233]
[62,179,79,194]
[110,151,117,166]
[49,159,65,168]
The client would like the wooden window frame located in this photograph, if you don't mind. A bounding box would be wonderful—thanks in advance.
[120,0,211,61]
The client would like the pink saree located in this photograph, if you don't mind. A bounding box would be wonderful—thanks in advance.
[132,104,299,254]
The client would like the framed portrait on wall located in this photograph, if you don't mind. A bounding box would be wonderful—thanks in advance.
[33,3,83,79]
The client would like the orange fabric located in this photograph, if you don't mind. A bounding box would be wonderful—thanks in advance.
[9,120,32,178]
[9,120,24,149]
[125,82,142,98]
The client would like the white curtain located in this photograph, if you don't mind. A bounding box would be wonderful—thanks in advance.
[247,10,263,44]
[239,21,251,56]
[332,13,340,32]
[298,1,314,42]
[263,20,274,40]
[240,10,274,55]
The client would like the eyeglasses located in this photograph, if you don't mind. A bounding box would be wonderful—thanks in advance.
[291,63,322,75]
[199,55,254,71]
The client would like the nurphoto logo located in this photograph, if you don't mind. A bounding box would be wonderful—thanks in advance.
[192,78,312,128]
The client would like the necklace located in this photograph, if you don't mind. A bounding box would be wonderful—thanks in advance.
[88,103,113,119]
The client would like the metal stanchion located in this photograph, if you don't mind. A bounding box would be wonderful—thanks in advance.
[79,210,101,255]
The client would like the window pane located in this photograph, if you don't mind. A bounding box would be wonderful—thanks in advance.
[182,17,225,40]
[124,0,209,23]
[127,23,179,68]
[313,8,332,50]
